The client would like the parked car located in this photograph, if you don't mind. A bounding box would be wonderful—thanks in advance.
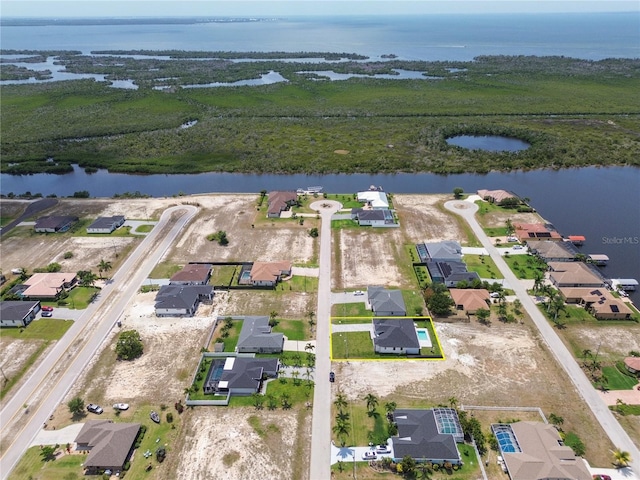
[113,403,129,411]
[376,445,391,454]
[362,451,377,460]
[512,245,524,250]
[593,475,611,480]
[353,290,364,296]
[490,292,501,298]
[329,372,335,383]
[41,306,54,312]
[87,404,103,414]
[41,311,53,317]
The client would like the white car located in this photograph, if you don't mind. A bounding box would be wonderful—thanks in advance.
[353,290,364,296]
[362,450,377,460]
[512,245,524,250]
[376,445,391,454]
[113,403,129,411]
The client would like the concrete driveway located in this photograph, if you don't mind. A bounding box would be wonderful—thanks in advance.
[445,199,640,477]
[30,423,84,447]
[331,291,367,305]
[331,443,393,465]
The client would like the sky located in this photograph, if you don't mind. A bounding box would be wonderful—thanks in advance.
[1,0,639,18]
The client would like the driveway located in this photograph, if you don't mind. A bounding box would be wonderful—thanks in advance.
[291,266,319,278]
[123,220,158,235]
[332,323,372,333]
[331,291,367,305]
[445,199,640,476]
[309,200,342,480]
[30,423,84,447]
[331,443,393,465]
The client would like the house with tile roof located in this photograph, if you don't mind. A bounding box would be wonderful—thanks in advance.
[0,300,40,327]
[267,191,298,218]
[513,223,562,243]
[391,409,462,465]
[372,319,420,355]
[75,420,140,473]
[154,284,214,316]
[449,289,490,314]
[548,262,605,289]
[493,421,591,480]
[559,287,633,320]
[169,263,213,285]
[21,272,77,299]
[528,240,579,262]
[86,216,125,234]
[367,286,406,316]
[477,189,520,204]
[249,261,292,287]
[236,316,284,353]
[624,357,640,375]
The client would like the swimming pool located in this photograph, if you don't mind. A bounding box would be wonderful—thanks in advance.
[417,330,428,341]
[491,424,522,454]
[415,328,432,347]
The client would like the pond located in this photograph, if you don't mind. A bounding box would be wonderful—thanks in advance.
[446,135,530,152]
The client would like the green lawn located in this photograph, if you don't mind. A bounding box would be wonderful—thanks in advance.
[332,331,376,359]
[149,262,182,279]
[332,317,372,325]
[502,254,547,279]
[483,226,509,237]
[1,318,73,340]
[230,377,314,407]
[331,219,360,229]
[208,319,243,352]
[209,264,238,286]
[334,404,390,447]
[273,318,307,341]
[56,286,100,309]
[602,365,638,390]
[402,289,426,317]
[463,254,504,279]
[134,224,154,233]
[331,302,371,318]
[8,446,87,480]
[276,275,318,294]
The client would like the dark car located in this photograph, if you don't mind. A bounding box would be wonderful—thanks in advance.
[329,372,335,383]
[87,403,103,414]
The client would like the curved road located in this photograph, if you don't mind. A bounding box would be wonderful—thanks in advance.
[0,205,197,480]
[445,199,640,475]
[309,200,341,480]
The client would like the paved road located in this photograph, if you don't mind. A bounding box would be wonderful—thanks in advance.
[309,200,341,480]
[445,199,640,476]
[0,205,197,480]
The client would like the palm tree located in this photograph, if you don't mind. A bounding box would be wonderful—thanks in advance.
[281,392,292,409]
[334,392,348,412]
[251,392,264,410]
[384,401,397,415]
[307,310,316,331]
[417,463,433,480]
[448,396,458,409]
[612,448,632,467]
[364,393,378,413]
[332,419,351,443]
[97,259,112,279]
[533,271,545,294]
[336,410,350,423]
[269,310,278,327]
[304,342,315,353]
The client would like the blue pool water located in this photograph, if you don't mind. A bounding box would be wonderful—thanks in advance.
[239,271,251,282]
[417,330,429,341]
[492,424,522,454]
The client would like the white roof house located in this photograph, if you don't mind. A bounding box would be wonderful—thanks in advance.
[357,191,389,209]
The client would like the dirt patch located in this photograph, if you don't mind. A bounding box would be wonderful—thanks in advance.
[224,290,315,319]
[175,408,310,480]
[393,194,465,243]
[334,150,350,155]
[0,200,31,219]
[564,324,640,360]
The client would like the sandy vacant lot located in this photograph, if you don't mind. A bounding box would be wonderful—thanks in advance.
[393,194,466,243]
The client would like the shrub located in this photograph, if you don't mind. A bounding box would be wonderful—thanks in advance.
[166,412,174,423]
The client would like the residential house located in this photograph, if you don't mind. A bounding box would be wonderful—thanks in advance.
[357,191,389,209]
[559,287,632,320]
[624,357,640,375]
[236,316,284,353]
[492,422,591,480]
[391,409,463,465]
[477,189,519,204]
[426,261,480,287]
[416,241,463,263]
[169,263,213,285]
[528,240,578,262]
[351,208,397,227]
[548,262,605,289]
[203,356,279,396]
[86,216,126,234]
[34,215,78,233]
[154,284,214,316]
[513,222,562,243]
[449,289,490,314]
[0,300,41,327]
[249,261,292,287]
[267,191,298,218]
[367,286,406,316]
[74,420,140,474]
[21,272,77,299]
[372,318,420,355]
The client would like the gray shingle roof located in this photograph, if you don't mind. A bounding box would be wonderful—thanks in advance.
[373,319,420,349]
[0,300,39,321]
[392,409,461,462]
[75,420,140,469]
[155,285,213,310]
[221,357,279,390]
[424,241,462,261]
[367,286,406,314]
[237,316,284,352]
[87,216,125,230]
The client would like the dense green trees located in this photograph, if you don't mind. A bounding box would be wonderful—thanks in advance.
[115,330,144,360]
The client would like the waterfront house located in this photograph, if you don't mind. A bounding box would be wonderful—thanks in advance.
[86,216,125,234]
[477,189,519,204]
[391,409,463,465]
[559,287,632,320]
[548,262,605,288]
[372,318,420,355]
[357,191,389,209]
[528,240,579,262]
[0,300,41,327]
[267,191,298,218]
[513,223,562,243]
[367,286,406,316]
[75,420,140,474]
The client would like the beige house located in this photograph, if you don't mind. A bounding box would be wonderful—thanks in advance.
[548,262,605,288]
[624,357,640,375]
[249,261,292,287]
[477,189,518,203]
[267,191,298,218]
[513,223,562,243]
[449,288,490,314]
[559,287,632,320]
[21,272,77,299]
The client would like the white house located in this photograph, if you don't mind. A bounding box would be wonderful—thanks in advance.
[86,216,126,234]
[357,191,389,209]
